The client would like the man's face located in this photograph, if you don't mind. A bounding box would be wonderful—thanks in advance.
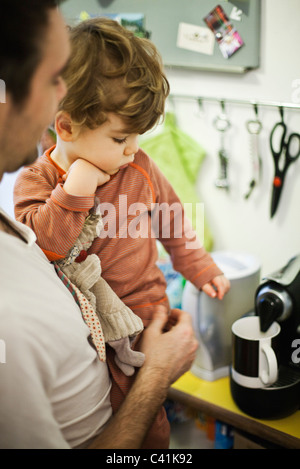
[0,8,70,178]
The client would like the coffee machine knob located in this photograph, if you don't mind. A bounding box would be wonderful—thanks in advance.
[256,287,292,332]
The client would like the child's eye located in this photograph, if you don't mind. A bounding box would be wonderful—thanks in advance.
[113,137,127,144]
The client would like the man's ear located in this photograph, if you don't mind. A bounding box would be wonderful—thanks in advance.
[55,111,77,142]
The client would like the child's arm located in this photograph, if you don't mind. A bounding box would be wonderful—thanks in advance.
[14,158,109,261]
[63,158,110,196]
[149,158,230,299]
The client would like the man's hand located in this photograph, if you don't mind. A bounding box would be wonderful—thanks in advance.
[140,306,198,385]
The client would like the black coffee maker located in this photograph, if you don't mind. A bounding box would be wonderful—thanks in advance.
[230,254,300,419]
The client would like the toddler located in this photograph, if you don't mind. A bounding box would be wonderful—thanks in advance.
[14,17,230,448]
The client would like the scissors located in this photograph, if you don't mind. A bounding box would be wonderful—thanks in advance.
[269,108,300,217]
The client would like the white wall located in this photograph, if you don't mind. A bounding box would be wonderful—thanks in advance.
[0,170,21,219]
[1,0,299,277]
[161,0,300,276]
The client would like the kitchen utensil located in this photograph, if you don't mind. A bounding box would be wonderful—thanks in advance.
[244,105,262,199]
[213,101,231,190]
[269,107,300,217]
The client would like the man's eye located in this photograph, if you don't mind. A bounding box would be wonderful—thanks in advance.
[52,76,61,86]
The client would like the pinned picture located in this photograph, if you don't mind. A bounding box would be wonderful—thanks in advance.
[204,4,244,59]
[177,22,215,55]
[78,11,150,38]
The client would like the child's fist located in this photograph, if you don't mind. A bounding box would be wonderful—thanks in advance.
[201,274,230,300]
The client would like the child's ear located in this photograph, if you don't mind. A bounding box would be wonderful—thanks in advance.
[55,111,76,142]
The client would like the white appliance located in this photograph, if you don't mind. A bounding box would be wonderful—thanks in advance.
[182,251,261,381]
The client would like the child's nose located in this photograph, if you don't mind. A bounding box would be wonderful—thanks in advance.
[124,136,139,155]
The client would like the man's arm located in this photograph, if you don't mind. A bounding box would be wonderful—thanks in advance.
[88,308,198,449]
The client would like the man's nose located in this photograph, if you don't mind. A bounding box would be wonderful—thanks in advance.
[58,77,68,103]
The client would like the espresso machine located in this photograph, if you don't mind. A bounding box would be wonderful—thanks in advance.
[230,254,300,419]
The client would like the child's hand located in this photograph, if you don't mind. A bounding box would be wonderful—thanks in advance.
[63,159,110,196]
[201,274,230,300]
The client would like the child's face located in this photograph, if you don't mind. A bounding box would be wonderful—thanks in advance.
[71,113,139,175]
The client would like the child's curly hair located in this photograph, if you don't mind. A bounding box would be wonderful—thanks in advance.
[59,16,170,134]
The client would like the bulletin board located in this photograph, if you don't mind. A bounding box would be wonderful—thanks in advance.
[60,0,261,73]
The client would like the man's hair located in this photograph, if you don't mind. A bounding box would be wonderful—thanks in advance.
[0,0,63,104]
[59,16,170,134]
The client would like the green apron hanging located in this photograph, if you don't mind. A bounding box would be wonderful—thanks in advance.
[140,112,213,252]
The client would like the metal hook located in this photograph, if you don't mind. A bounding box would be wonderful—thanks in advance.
[253,102,259,118]
[195,98,205,118]
[197,98,203,112]
[213,101,231,132]
[279,105,284,123]
[246,103,262,135]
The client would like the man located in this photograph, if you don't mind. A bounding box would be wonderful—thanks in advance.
[0,0,198,449]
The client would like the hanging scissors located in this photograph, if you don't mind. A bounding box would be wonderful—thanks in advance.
[269,107,300,217]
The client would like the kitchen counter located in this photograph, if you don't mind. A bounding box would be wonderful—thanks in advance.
[168,371,300,449]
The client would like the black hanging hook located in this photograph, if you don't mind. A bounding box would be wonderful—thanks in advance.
[197,98,203,112]
[279,105,284,123]
[253,102,259,118]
